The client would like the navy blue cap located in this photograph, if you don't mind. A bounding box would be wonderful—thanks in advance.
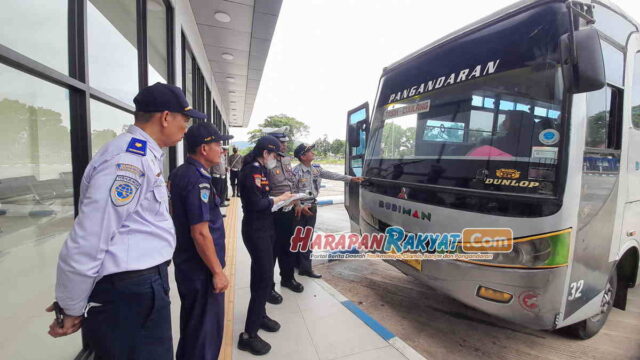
[294,143,315,159]
[134,82,207,119]
[185,123,233,150]
[254,135,286,157]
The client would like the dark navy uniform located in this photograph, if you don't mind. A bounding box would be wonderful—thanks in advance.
[169,157,226,360]
[239,160,275,335]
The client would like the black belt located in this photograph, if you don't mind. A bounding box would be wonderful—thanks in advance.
[101,260,171,283]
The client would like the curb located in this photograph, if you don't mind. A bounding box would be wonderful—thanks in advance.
[314,279,428,360]
[316,196,344,206]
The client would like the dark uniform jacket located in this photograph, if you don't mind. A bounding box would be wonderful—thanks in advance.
[169,157,226,276]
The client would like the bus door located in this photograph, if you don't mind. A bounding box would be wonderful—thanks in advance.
[567,64,624,321]
[345,103,369,225]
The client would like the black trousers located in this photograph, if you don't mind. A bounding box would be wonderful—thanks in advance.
[211,177,224,200]
[175,269,224,360]
[84,263,172,360]
[273,208,296,282]
[242,216,275,335]
[230,170,240,195]
[296,205,317,272]
[222,176,228,199]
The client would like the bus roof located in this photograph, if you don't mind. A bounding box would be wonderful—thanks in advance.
[382,0,640,76]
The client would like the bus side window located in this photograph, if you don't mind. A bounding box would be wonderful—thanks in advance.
[633,52,640,130]
[585,86,622,150]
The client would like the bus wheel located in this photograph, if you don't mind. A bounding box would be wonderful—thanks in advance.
[568,268,617,339]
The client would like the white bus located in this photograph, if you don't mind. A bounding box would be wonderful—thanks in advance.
[344,0,640,338]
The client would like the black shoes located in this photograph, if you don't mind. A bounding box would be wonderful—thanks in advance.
[238,332,271,355]
[281,278,304,293]
[267,288,283,304]
[299,270,322,279]
[260,315,281,332]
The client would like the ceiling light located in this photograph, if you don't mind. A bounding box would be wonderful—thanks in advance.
[214,12,231,23]
[221,53,234,61]
[226,76,235,82]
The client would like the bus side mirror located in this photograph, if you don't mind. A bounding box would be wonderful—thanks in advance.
[560,27,606,94]
[348,124,360,148]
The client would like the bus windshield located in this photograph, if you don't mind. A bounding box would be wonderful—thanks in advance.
[366,3,570,197]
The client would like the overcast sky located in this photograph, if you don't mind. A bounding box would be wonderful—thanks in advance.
[230,0,640,143]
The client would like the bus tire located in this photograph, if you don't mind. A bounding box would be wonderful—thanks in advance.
[568,268,617,339]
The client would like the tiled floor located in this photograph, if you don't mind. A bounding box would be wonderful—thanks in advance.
[226,202,409,360]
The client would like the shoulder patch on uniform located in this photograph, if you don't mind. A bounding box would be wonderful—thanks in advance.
[198,183,210,189]
[198,168,212,178]
[126,137,147,156]
[253,174,262,188]
[252,162,260,167]
[200,187,210,202]
[110,175,141,207]
[312,164,321,168]
[116,163,145,177]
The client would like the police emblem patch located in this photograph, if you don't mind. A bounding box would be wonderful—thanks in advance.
[110,175,141,206]
[200,188,210,202]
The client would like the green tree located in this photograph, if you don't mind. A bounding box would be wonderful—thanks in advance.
[632,105,640,129]
[314,134,331,156]
[330,139,346,157]
[586,110,608,148]
[247,114,310,144]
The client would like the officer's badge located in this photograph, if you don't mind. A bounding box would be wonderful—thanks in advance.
[200,188,210,202]
[199,183,210,202]
[110,175,141,206]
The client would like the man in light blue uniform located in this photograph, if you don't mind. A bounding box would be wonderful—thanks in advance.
[47,83,206,360]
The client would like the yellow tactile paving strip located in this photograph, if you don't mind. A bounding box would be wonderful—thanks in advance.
[219,197,239,360]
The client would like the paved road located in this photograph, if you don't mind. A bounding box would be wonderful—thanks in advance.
[313,204,640,360]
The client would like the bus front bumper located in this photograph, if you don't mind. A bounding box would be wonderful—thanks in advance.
[360,221,567,330]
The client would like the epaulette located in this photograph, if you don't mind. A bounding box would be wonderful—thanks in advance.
[198,168,212,178]
[126,137,147,156]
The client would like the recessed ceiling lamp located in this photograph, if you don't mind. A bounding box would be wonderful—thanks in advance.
[214,11,231,23]
[221,53,234,60]
[226,77,235,82]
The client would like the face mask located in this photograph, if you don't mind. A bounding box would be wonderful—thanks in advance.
[265,155,277,169]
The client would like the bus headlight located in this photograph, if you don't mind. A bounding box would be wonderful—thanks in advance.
[461,229,571,268]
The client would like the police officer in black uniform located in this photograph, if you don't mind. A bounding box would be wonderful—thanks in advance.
[169,123,233,360]
[237,136,293,355]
